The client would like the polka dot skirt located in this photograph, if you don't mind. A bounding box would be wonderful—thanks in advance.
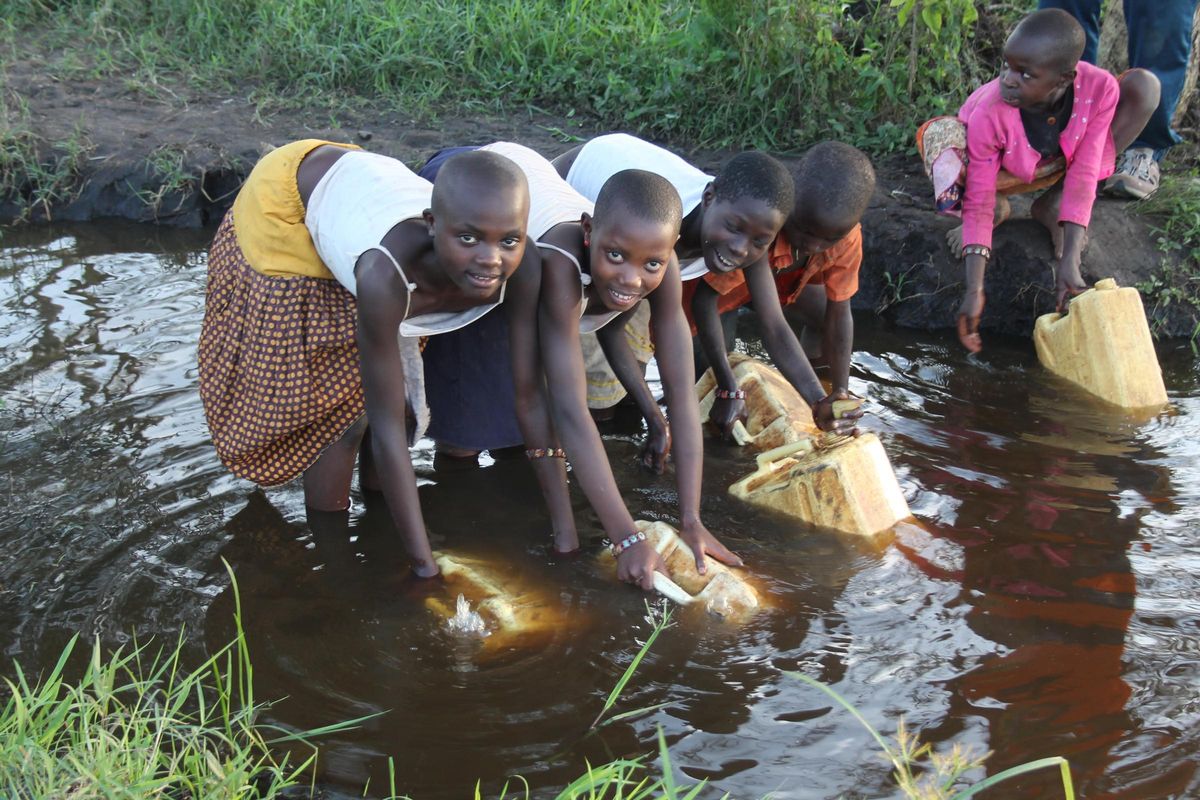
[198,211,364,486]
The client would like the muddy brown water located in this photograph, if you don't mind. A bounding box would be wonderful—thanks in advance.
[1,221,1198,799]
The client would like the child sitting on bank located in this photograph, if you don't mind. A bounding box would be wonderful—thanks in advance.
[554,133,861,449]
[690,141,875,431]
[917,8,1159,352]
[420,142,740,590]
[199,141,545,579]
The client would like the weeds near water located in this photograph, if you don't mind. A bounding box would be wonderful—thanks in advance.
[590,601,675,731]
[0,559,374,798]
[790,672,1076,800]
[0,91,92,222]
[1133,171,1200,345]
[132,142,195,219]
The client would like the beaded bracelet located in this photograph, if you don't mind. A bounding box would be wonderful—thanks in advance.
[525,447,567,460]
[611,531,647,556]
[714,388,747,400]
[961,244,991,260]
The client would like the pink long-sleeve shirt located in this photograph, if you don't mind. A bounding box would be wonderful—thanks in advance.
[958,61,1119,249]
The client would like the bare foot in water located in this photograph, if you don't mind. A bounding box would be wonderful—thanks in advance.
[946,195,1011,256]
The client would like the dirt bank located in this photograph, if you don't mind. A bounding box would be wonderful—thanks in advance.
[2,56,1192,339]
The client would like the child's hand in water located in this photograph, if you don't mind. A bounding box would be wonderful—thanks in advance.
[956,289,985,353]
[679,519,743,573]
[710,395,749,442]
[640,417,672,474]
[1055,255,1087,312]
[811,390,863,436]
[617,541,668,591]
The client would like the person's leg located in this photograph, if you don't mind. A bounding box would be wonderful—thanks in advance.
[1038,0,1103,64]
[945,195,1012,255]
[783,283,829,363]
[1102,67,1162,198]
[303,416,367,511]
[1124,0,1197,158]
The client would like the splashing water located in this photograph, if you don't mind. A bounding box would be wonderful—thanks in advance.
[445,594,489,638]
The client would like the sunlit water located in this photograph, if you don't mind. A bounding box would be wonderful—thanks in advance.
[1,222,1197,799]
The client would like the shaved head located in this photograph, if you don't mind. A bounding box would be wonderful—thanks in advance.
[713,151,794,215]
[595,168,682,231]
[791,141,875,231]
[1010,8,1085,72]
[431,149,529,220]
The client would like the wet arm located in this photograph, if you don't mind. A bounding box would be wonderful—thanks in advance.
[745,260,824,406]
[824,297,854,395]
[505,249,578,551]
[355,254,437,577]
[539,255,666,588]
[651,269,742,568]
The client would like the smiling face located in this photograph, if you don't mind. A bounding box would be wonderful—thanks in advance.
[426,187,528,301]
[998,32,1074,112]
[699,191,787,274]
[584,212,678,312]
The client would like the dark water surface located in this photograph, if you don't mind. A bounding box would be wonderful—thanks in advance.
[1,222,1197,799]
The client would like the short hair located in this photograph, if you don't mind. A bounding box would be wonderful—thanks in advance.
[1011,9,1085,72]
[711,151,794,215]
[791,141,875,228]
[430,149,528,217]
[594,168,682,230]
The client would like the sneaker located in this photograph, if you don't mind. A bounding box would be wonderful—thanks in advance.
[1103,147,1159,199]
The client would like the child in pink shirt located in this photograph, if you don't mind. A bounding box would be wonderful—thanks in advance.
[918,9,1158,352]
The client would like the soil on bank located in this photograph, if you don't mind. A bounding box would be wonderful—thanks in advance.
[2,54,1194,339]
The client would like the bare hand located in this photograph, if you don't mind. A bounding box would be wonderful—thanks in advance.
[811,389,863,436]
[709,396,749,442]
[678,519,743,574]
[956,289,985,353]
[1055,257,1087,312]
[640,416,671,474]
[616,540,668,591]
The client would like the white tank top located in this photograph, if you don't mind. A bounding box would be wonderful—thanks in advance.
[536,242,622,333]
[565,133,712,280]
[306,149,506,337]
[478,141,593,240]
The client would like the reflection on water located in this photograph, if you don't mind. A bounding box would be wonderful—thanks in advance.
[1,222,1198,799]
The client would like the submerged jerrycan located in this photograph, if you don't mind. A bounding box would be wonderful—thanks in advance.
[602,521,763,621]
[729,432,911,537]
[424,553,567,650]
[1033,278,1167,410]
[696,355,819,450]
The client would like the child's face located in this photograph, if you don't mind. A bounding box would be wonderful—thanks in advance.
[429,190,528,299]
[700,194,786,274]
[783,215,852,259]
[999,33,1073,110]
[587,215,678,312]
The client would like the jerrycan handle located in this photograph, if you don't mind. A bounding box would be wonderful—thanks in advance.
[653,572,695,605]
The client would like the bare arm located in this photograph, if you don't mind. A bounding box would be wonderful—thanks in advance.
[355,252,437,577]
[746,260,855,434]
[824,298,854,396]
[504,247,579,553]
[648,263,741,569]
[595,306,670,473]
[691,277,747,439]
[538,250,665,589]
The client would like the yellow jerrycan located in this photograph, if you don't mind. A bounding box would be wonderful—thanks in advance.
[424,553,569,651]
[729,432,911,537]
[1033,278,1167,410]
[600,521,763,621]
[696,354,819,449]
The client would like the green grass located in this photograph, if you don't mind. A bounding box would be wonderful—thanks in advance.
[0,0,1012,155]
[0,82,92,222]
[0,560,374,798]
[1133,170,1200,345]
